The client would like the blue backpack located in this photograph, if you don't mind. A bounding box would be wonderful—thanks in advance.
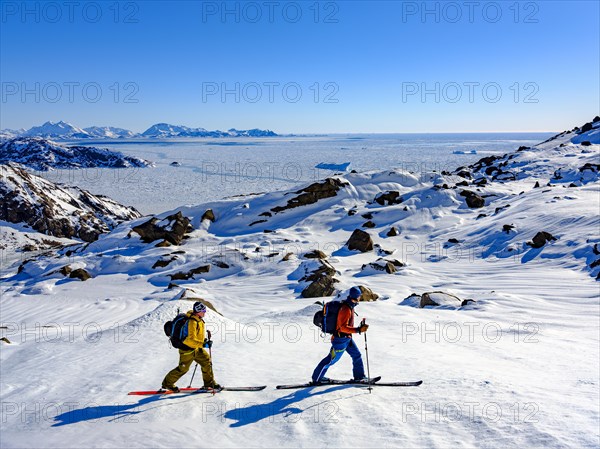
[313,301,343,334]
[163,313,192,350]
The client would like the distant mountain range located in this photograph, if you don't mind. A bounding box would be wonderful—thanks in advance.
[0,121,278,140]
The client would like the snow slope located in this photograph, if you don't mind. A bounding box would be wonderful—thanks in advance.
[0,120,599,449]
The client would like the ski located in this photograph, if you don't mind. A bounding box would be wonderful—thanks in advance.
[373,380,423,387]
[276,376,382,390]
[128,386,266,396]
[275,377,422,389]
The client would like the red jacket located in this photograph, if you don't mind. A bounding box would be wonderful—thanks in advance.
[335,303,358,338]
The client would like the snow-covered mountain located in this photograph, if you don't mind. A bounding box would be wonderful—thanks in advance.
[0,137,153,171]
[4,121,278,140]
[0,163,142,243]
[141,123,277,138]
[21,120,91,139]
[83,126,137,139]
[0,118,598,449]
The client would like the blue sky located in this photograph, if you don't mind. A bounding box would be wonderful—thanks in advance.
[1,0,598,133]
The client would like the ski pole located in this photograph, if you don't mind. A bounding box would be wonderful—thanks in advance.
[188,363,198,388]
[362,318,372,393]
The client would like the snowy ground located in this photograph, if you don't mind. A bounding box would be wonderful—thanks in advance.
[1,128,598,448]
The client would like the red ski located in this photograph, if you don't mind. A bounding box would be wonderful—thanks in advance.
[128,386,265,395]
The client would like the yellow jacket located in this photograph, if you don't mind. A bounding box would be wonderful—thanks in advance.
[182,311,206,350]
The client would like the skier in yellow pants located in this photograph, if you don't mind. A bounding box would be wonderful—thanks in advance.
[161,302,220,392]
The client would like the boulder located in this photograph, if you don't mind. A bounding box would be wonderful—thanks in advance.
[70,268,91,281]
[357,285,379,301]
[152,257,178,269]
[459,190,485,208]
[580,141,592,147]
[271,178,347,213]
[361,258,402,274]
[201,209,216,222]
[374,191,403,206]
[502,224,515,234]
[301,276,337,298]
[528,231,557,249]
[386,226,399,237]
[169,265,210,281]
[418,291,471,308]
[346,229,374,252]
[363,221,376,228]
[300,259,339,298]
[132,211,192,245]
[581,122,593,133]
[304,250,327,259]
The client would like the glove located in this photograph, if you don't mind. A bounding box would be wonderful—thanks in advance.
[203,339,213,349]
[358,324,369,334]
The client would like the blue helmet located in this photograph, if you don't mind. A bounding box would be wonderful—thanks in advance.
[348,286,362,300]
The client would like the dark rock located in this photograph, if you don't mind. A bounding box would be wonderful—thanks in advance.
[455,181,469,187]
[346,229,374,252]
[347,209,357,216]
[170,265,210,281]
[357,285,379,301]
[459,190,485,208]
[419,291,463,308]
[374,191,403,206]
[579,163,600,173]
[361,212,374,219]
[386,226,399,237]
[528,231,557,249]
[282,252,294,261]
[593,116,600,123]
[266,252,279,258]
[581,122,593,133]
[0,337,11,344]
[476,213,487,219]
[569,183,578,188]
[263,229,275,233]
[212,261,230,269]
[249,219,268,226]
[581,141,592,147]
[447,238,460,244]
[201,209,216,222]
[300,260,338,298]
[494,172,516,181]
[152,257,177,269]
[59,265,72,276]
[534,181,540,188]
[271,178,347,213]
[132,211,192,246]
[304,250,327,259]
[593,244,600,255]
[590,259,600,269]
[495,205,510,214]
[301,260,336,283]
[461,299,476,306]
[456,170,472,179]
[155,240,171,247]
[301,275,337,298]
[362,259,397,274]
[363,221,376,228]
[517,146,530,151]
[485,166,500,176]
[70,268,91,281]
[503,224,515,234]
[473,178,487,187]
[259,211,272,217]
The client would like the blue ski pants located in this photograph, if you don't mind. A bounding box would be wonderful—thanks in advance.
[312,336,365,382]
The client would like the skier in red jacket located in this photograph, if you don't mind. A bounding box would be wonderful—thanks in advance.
[312,287,369,384]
